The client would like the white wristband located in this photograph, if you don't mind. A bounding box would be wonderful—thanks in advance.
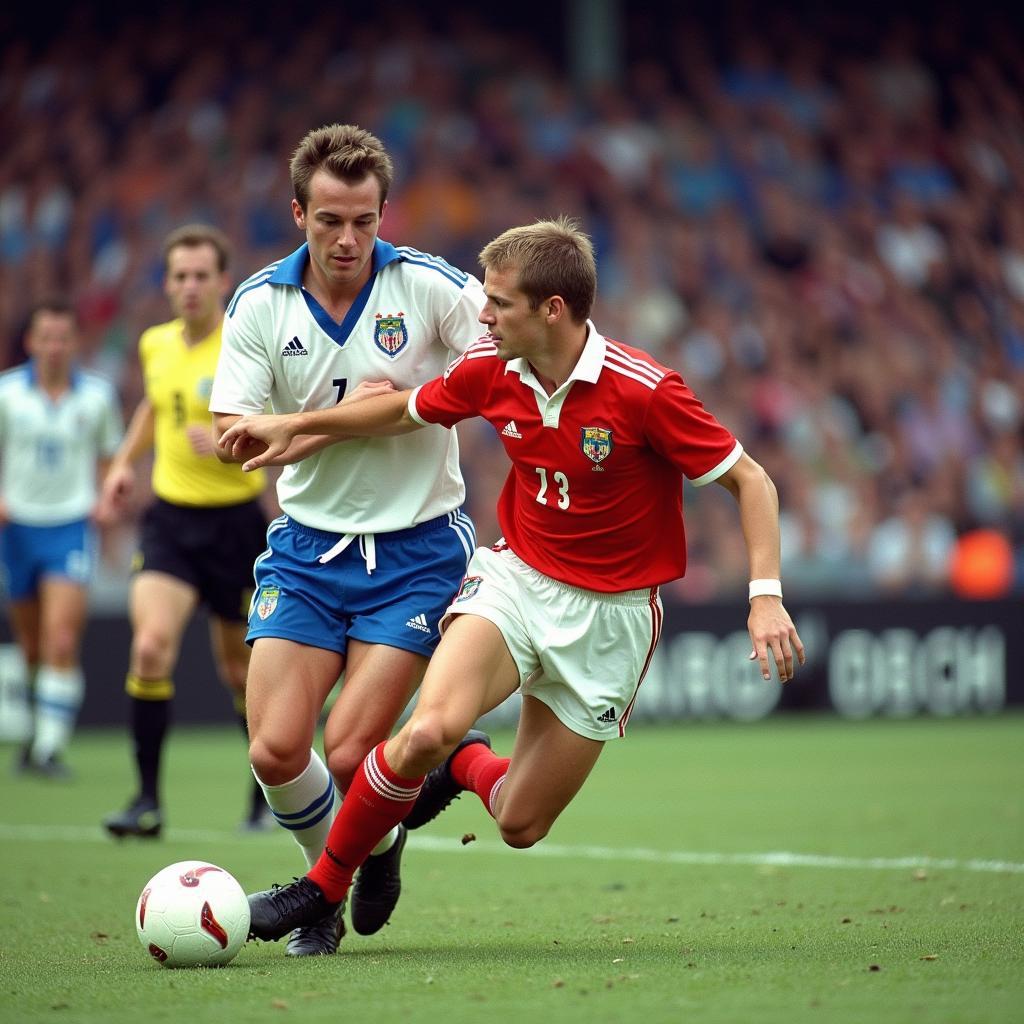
[749,578,783,601]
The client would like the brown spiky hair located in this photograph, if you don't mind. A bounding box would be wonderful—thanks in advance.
[290,123,394,211]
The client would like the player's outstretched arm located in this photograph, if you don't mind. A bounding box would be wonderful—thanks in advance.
[715,453,806,682]
[213,381,401,467]
[219,387,422,472]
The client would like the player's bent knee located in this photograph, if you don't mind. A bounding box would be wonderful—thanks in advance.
[248,736,307,787]
[497,819,549,850]
[402,716,459,769]
[325,744,363,792]
[131,631,177,678]
[495,801,552,849]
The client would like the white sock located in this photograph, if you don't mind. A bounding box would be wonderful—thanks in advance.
[255,750,338,869]
[370,826,400,857]
[30,666,84,761]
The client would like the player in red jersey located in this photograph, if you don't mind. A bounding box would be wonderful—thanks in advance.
[219,217,805,940]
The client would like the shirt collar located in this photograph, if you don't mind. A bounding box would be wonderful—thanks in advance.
[27,360,81,390]
[268,238,402,287]
[504,320,607,386]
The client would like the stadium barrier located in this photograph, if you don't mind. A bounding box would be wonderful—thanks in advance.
[0,596,1018,736]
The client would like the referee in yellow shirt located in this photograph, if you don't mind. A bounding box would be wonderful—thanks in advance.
[98,225,269,838]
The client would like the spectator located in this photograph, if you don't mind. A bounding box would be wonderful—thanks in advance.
[867,485,957,594]
[0,3,1021,599]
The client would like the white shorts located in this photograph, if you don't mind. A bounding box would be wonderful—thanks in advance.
[442,546,663,740]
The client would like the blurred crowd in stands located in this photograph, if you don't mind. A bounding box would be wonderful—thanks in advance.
[1,2,1022,602]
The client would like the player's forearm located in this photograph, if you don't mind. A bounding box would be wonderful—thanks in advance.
[719,454,782,581]
[111,401,155,468]
[293,390,419,438]
[282,433,349,459]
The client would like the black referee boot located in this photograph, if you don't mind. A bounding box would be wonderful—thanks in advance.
[103,795,163,838]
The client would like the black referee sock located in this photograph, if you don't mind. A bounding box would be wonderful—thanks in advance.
[131,696,170,804]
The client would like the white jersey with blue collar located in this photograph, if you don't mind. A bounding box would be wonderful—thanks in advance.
[0,362,123,525]
[211,239,485,534]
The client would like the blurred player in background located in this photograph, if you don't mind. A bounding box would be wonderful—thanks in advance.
[0,299,123,778]
[98,225,270,838]
[210,123,483,956]
[220,217,805,941]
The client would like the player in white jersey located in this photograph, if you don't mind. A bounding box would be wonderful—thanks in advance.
[211,124,482,956]
[0,299,123,777]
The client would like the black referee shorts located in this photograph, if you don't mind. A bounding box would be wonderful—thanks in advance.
[136,498,267,623]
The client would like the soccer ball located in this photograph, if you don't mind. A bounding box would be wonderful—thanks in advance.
[135,861,251,968]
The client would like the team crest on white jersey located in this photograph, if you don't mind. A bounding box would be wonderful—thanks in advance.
[581,427,613,471]
[455,575,482,602]
[374,313,408,357]
[255,587,279,620]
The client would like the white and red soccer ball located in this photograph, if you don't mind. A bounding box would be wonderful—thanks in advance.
[135,861,250,968]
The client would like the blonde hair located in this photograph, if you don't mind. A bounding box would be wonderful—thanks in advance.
[479,217,596,323]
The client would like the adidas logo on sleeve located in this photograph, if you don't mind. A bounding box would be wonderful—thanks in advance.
[282,336,309,356]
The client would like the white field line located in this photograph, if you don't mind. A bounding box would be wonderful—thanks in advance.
[1,822,1021,875]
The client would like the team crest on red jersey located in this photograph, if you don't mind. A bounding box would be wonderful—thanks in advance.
[374,313,408,357]
[581,427,613,471]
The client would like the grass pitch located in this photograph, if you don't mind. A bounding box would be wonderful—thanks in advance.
[1,715,1021,1024]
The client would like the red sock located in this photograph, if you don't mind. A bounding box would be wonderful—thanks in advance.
[308,742,423,902]
[450,743,511,819]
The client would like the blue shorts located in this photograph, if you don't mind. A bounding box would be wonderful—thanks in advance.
[247,511,476,658]
[0,519,94,600]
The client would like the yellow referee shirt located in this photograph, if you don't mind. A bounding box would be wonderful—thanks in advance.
[140,319,266,507]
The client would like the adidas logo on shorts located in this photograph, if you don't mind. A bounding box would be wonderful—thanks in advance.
[598,707,617,723]
[406,613,431,634]
[282,336,309,356]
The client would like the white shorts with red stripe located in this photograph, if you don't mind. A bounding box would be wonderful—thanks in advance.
[442,544,663,740]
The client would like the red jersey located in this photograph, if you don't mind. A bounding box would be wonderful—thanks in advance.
[409,324,741,592]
